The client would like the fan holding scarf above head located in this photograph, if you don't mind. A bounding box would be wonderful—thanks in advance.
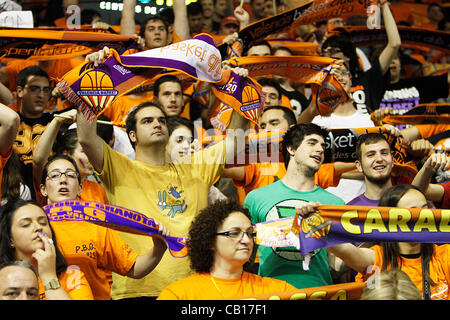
[56,33,265,299]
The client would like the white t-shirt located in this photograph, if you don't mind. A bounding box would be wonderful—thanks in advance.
[312,109,375,203]
[311,110,375,129]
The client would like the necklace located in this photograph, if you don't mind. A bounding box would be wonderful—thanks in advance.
[209,272,244,299]
[210,274,225,298]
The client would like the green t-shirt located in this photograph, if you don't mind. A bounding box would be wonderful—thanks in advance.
[244,180,345,289]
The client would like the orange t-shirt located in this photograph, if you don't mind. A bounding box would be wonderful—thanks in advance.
[51,220,139,300]
[416,124,450,140]
[38,268,94,300]
[356,244,450,300]
[4,58,84,92]
[80,179,109,204]
[157,271,297,300]
[103,92,154,124]
[234,162,339,203]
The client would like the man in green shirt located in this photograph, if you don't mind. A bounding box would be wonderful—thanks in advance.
[244,123,344,289]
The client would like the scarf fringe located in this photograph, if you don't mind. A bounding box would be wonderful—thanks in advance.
[56,79,96,123]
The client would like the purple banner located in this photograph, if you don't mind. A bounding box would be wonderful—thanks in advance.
[44,200,188,258]
[270,205,450,255]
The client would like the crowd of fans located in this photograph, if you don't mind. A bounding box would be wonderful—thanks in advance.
[0,0,449,301]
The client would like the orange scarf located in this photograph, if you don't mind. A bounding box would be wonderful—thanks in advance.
[328,26,450,54]
[227,55,349,115]
[0,28,136,62]
[381,103,450,125]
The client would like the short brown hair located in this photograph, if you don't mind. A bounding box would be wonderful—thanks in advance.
[355,132,390,162]
[125,102,167,149]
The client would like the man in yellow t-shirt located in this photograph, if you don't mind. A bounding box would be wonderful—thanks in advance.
[76,101,249,299]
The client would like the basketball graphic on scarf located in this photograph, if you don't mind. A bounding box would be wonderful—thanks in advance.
[240,85,261,122]
[77,70,118,115]
[301,212,332,240]
[80,70,114,91]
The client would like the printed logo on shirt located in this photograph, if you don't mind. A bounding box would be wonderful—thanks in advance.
[75,241,97,260]
[157,186,187,219]
[14,122,50,164]
[380,86,421,114]
[350,85,368,114]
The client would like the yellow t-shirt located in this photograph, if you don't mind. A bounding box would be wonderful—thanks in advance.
[99,141,226,298]
[157,271,297,300]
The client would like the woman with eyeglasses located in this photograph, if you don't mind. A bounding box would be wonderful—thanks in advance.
[297,184,450,300]
[32,108,108,206]
[38,154,169,300]
[157,200,296,299]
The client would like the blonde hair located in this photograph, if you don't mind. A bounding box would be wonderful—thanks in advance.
[360,269,422,300]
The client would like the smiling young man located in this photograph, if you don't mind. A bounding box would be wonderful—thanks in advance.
[244,123,344,289]
[346,133,394,206]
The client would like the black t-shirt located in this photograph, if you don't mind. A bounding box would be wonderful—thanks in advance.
[380,73,449,114]
[278,86,310,117]
[350,59,389,115]
[13,112,54,200]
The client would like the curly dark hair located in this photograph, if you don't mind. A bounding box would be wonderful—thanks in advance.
[187,200,253,273]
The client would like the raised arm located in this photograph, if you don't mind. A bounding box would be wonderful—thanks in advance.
[76,110,105,173]
[32,109,77,188]
[411,152,450,203]
[173,0,190,41]
[0,102,19,154]
[223,68,250,165]
[234,6,250,30]
[0,81,12,105]
[120,0,137,36]
[225,108,249,165]
[378,2,401,75]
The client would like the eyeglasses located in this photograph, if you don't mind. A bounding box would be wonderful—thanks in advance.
[25,85,52,94]
[216,228,256,240]
[47,170,79,181]
[322,47,343,56]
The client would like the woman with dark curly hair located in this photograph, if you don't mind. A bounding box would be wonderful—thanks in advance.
[157,200,296,299]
